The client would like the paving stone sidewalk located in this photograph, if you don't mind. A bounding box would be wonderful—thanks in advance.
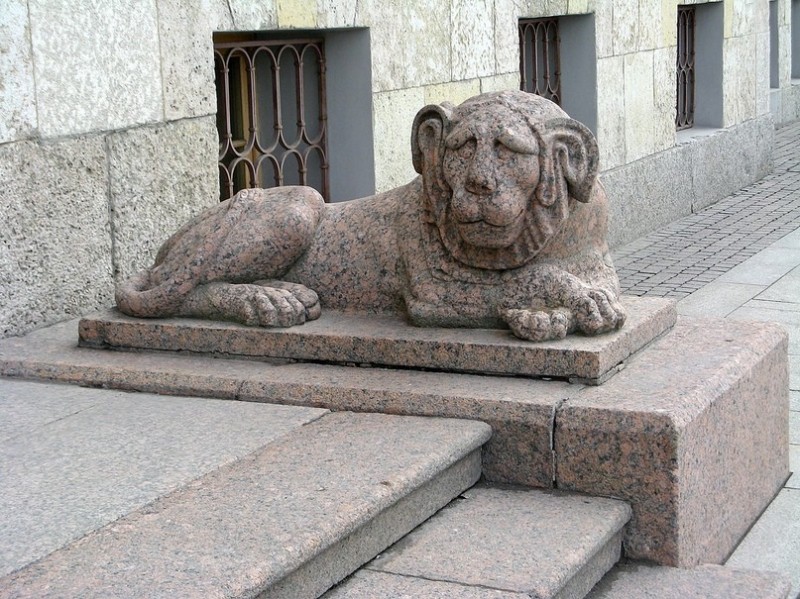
[614,119,800,299]
[613,121,800,599]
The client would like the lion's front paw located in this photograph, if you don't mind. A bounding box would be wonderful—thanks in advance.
[500,307,570,342]
[571,287,626,335]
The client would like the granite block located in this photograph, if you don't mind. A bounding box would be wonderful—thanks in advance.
[28,0,162,137]
[0,314,789,568]
[1,320,565,488]
[78,295,676,384]
[107,117,219,281]
[555,317,790,566]
[367,485,631,599]
[586,563,792,599]
[0,380,327,577]
[0,0,37,143]
[0,138,114,338]
[0,412,490,598]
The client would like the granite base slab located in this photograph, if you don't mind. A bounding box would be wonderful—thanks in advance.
[77,295,676,384]
[0,315,790,567]
[358,485,631,599]
[0,412,490,598]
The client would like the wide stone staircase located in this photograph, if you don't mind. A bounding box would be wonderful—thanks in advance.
[0,295,794,597]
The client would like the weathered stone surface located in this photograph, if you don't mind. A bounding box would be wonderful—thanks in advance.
[688,115,774,212]
[157,0,232,121]
[612,0,639,55]
[28,0,163,137]
[451,0,495,80]
[325,570,528,598]
[0,319,567,488]
[317,0,359,28]
[0,0,37,143]
[556,317,790,566]
[115,92,627,343]
[0,312,791,570]
[652,46,678,153]
[604,144,693,247]
[372,88,425,192]
[726,488,800,597]
[107,116,219,281]
[0,379,327,577]
[0,412,490,598]
[596,56,626,170]
[0,138,114,338]
[424,80,482,107]
[366,485,631,599]
[587,563,792,599]
[623,51,657,163]
[79,296,675,383]
[359,0,450,92]
[227,0,278,29]
[723,35,758,127]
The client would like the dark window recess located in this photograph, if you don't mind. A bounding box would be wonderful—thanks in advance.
[519,18,561,105]
[676,6,696,130]
[214,35,329,202]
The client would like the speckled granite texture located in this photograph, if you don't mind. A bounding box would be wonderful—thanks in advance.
[0,316,789,567]
[116,92,626,342]
[362,485,631,599]
[80,295,675,383]
[586,563,791,599]
[0,412,490,598]
[558,317,790,566]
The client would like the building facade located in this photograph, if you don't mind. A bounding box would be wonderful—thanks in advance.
[1,0,798,338]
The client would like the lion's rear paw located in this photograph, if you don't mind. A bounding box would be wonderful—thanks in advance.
[186,281,320,327]
[501,308,570,342]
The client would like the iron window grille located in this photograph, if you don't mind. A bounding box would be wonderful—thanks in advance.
[214,34,330,202]
[676,6,696,130]
[519,18,562,105]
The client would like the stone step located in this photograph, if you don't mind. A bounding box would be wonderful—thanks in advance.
[323,484,632,599]
[0,387,491,599]
[0,316,789,567]
[585,562,792,599]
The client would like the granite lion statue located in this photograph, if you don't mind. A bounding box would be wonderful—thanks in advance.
[116,90,626,341]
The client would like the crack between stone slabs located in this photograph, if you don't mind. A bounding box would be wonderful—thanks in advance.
[360,568,524,595]
[551,397,570,489]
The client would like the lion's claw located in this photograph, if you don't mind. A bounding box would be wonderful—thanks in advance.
[501,308,570,342]
[573,287,626,335]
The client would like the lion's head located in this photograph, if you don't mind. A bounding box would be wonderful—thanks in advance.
[411,90,599,270]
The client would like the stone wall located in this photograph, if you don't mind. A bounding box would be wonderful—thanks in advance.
[0,0,792,338]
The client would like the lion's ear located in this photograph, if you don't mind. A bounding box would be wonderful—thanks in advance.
[411,103,453,206]
[536,118,599,207]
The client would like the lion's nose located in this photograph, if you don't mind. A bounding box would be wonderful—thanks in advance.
[465,164,496,195]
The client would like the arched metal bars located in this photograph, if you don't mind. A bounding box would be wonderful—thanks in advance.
[214,37,329,201]
[519,18,561,105]
[676,6,696,130]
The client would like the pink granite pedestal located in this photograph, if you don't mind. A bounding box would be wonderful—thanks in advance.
[0,315,790,567]
[558,317,790,566]
[78,296,676,384]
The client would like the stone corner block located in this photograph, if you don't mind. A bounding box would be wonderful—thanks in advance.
[555,316,790,566]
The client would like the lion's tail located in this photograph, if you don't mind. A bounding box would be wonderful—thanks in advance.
[115,270,194,318]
